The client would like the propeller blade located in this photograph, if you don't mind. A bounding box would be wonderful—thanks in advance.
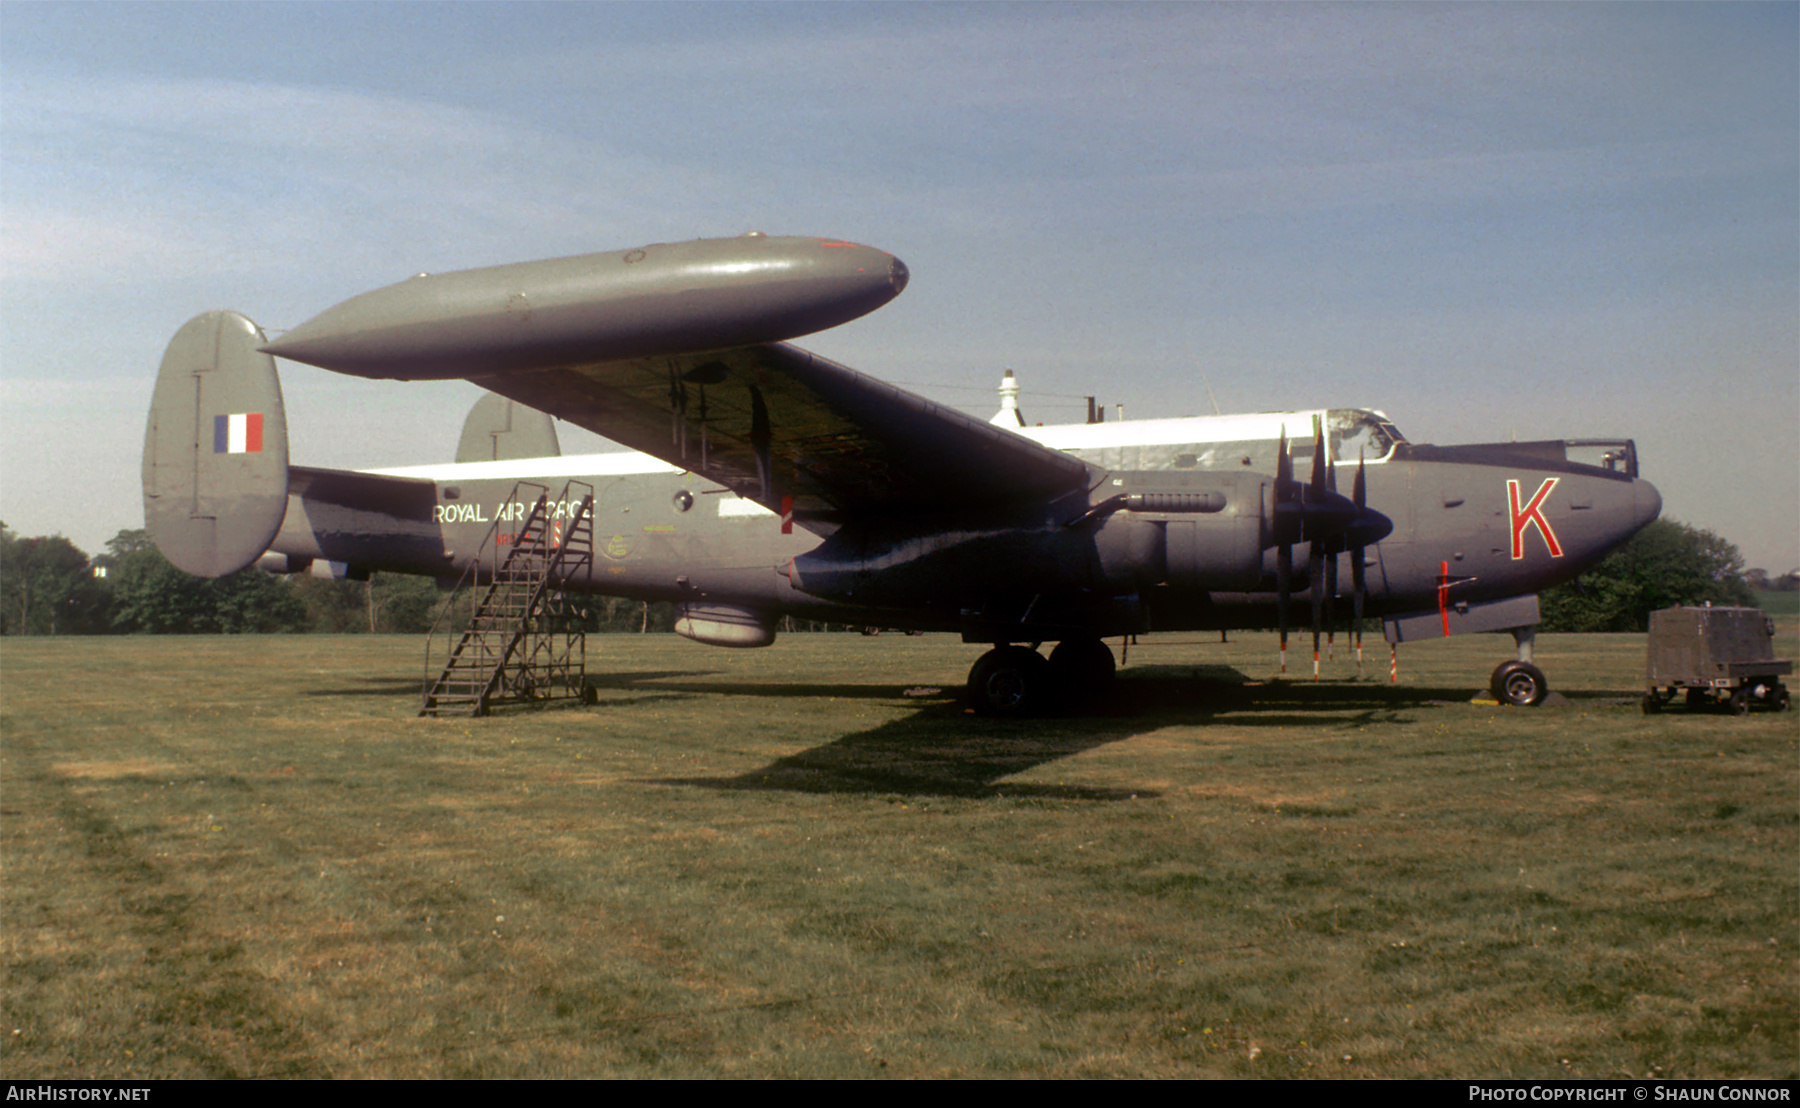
[1275,427,1293,498]
[1324,535,1338,663]
[1307,417,1327,538]
[1278,541,1292,675]
[1323,446,1337,661]
[1310,540,1324,681]
[1310,412,1326,680]
[1276,428,1292,675]
[1352,449,1367,676]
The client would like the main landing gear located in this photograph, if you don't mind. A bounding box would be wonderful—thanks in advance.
[1489,625,1549,707]
[967,638,1116,716]
[969,625,1560,715]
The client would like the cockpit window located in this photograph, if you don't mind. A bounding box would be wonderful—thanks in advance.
[1328,409,1403,463]
[1048,407,1406,474]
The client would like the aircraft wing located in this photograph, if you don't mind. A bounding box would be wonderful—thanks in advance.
[467,342,1094,533]
[260,236,1093,534]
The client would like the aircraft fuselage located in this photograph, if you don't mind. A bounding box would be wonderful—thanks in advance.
[268,429,1660,645]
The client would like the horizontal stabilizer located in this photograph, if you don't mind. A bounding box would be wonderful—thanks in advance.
[288,465,438,521]
[143,311,288,577]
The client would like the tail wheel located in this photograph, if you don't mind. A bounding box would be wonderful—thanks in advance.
[1491,660,1549,707]
[968,646,1052,717]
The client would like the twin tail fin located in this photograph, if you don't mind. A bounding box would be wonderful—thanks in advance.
[142,311,289,577]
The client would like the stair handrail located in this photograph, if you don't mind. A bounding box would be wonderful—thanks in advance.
[421,481,548,710]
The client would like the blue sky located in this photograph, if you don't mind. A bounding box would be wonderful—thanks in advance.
[3,1,1795,570]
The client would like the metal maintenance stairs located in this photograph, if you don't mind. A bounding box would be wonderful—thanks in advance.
[421,481,596,717]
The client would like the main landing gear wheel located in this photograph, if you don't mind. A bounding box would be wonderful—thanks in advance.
[1049,637,1116,708]
[1491,660,1549,707]
[968,645,1052,717]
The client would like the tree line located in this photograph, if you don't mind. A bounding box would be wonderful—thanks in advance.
[0,525,691,636]
[0,518,1778,636]
[1536,519,1763,632]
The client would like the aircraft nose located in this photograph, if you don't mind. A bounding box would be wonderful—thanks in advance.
[1633,477,1662,532]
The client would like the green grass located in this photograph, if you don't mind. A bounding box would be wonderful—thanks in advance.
[1755,589,1800,618]
[2,624,1795,1078]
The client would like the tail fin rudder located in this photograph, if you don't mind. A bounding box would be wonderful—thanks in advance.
[143,311,289,577]
[455,392,561,463]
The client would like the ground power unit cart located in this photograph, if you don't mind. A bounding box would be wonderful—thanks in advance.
[1642,605,1791,715]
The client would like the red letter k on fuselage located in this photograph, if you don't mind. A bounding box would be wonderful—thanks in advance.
[1508,477,1563,560]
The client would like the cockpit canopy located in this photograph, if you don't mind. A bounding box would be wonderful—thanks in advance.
[1026,408,1406,475]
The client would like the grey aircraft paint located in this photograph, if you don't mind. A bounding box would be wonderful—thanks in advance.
[455,393,560,464]
[146,233,1662,712]
[143,311,289,578]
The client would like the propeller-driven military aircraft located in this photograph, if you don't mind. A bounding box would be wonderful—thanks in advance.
[144,234,1661,714]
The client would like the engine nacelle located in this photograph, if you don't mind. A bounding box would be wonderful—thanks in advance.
[1092,472,1267,592]
[788,474,1271,609]
[788,521,1091,606]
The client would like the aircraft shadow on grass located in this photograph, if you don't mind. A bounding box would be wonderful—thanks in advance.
[299,664,1642,799]
[299,676,438,698]
[632,665,1513,801]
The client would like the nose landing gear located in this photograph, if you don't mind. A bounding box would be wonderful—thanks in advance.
[1491,625,1550,707]
[1491,659,1550,707]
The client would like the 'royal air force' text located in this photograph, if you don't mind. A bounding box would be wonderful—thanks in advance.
[433,500,587,526]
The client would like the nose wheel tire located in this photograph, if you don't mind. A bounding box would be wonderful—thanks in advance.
[1491,660,1549,707]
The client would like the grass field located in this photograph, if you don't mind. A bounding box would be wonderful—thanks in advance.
[3,623,1795,1079]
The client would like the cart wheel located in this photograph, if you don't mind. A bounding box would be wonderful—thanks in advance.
[1491,661,1549,706]
[1727,686,1751,716]
[1772,685,1791,712]
[1641,690,1667,714]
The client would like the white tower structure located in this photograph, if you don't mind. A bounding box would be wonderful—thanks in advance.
[990,368,1024,427]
